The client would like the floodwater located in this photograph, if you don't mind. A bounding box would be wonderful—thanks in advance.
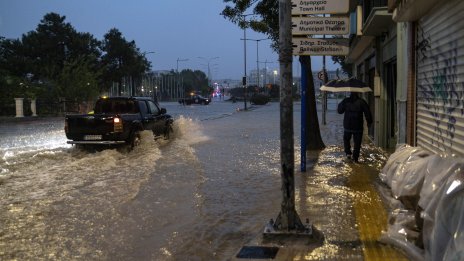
[0,99,388,260]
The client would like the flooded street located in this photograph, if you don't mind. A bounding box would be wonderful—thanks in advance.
[0,100,390,260]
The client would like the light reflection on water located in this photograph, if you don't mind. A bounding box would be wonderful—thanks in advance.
[0,101,388,260]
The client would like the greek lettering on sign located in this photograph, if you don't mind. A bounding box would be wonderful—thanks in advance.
[292,0,349,15]
[299,0,327,12]
[292,17,349,35]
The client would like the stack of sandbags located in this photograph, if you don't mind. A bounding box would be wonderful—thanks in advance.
[379,145,464,261]
[418,156,464,260]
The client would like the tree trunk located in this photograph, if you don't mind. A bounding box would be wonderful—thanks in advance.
[300,56,325,150]
[117,79,122,96]
[273,0,304,232]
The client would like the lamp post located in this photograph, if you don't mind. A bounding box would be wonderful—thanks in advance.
[177,58,189,101]
[240,14,255,111]
[260,60,275,84]
[241,38,269,89]
[197,56,219,87]
[141,51,155,97]
[176,58,188,73]
[273,69,278,84]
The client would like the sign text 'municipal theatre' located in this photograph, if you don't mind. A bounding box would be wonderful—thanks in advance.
[292,17,349,35]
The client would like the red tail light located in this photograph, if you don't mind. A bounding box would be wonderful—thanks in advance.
[114,117,123,132]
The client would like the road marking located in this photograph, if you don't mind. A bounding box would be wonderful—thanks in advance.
[348,163,408,260]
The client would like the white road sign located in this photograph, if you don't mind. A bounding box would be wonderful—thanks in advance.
[292,38,349,56]
[292,17,349,35]
[292,0,350,15]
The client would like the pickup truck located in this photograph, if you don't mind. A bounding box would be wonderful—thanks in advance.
[178,95,211,105]
[65,96,173,149]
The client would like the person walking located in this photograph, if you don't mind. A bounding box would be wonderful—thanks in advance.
[337,92,373,162]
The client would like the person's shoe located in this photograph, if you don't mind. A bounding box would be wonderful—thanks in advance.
[346,154,352,160]
[353,158,359,163]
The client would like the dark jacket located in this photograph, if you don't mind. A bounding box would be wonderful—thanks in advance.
[337,94,373,132]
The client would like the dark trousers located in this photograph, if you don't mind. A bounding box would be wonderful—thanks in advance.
[343,131,363,161]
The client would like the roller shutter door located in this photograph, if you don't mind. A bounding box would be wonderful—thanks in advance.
[416,0,464,156]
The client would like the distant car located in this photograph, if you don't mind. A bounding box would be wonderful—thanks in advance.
[178,95,211,105]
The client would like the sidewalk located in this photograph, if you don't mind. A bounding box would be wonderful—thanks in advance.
[0,115,63,124]
[232,102,408,260]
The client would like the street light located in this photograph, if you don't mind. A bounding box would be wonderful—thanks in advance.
[273,70,278,84]
[240,13,256,111]
[140,51,156,98]
[241,38,269,89]
[197,56,219,87]
[260,60,275,88]
[177,58,189,73]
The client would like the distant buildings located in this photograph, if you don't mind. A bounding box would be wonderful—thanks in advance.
[214,70,346,92]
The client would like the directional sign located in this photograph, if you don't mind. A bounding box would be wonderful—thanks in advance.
[292,38,349,56]
[292,0,350,15]
[292,17,349,35]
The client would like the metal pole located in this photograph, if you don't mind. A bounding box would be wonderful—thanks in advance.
[256,40,260,89]
[300,59,307,172]
[322,14,327,125]
[264,60,268,87]
[243,16,248,111]
[198,56,219,92]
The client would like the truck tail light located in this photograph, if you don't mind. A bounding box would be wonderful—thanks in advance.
[64,120,68,133]
[114,117,123,132]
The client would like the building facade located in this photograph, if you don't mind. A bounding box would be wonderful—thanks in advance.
[346,0,397,149]
[346,0,464,156]
[392,0,464,155]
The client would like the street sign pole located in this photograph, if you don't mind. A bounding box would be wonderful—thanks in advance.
[322,14,327,125]
[300,59,307,172]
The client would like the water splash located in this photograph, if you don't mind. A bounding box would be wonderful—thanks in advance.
[172,115,210,145]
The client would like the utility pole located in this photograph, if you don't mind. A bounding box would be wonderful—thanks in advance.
[198,56,219,88]
[241,14,254,110]
[141,51,155,98]
[241,38,269,89]
[243,15,248,111]
[260,60,275,95]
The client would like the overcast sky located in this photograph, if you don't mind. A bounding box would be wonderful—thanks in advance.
[0,0,337,80]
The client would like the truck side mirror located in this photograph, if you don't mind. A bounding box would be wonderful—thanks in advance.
[160,108,167,114]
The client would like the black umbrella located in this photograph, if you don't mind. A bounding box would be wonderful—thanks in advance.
[320,78,372,93]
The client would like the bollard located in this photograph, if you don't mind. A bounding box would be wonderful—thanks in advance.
[14,98,24,117]
[30,99,37,116]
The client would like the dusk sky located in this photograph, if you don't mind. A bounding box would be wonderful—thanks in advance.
[0,0,337,80]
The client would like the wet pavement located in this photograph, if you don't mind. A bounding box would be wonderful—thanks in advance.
[231,101,408,260]
[0,100,409,260]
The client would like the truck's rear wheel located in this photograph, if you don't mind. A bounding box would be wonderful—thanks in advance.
[128,131,141,150]
[164,122,173,140]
